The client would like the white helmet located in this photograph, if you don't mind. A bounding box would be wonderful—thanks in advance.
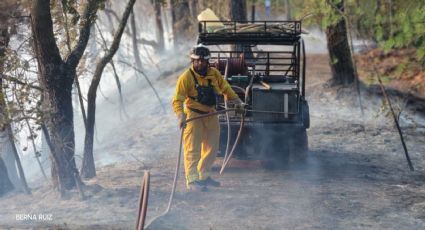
[190,44,211,60]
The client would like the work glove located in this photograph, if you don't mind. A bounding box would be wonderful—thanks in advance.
[234,102,247,114]
[178,113,187,129]
[228,98,245,114]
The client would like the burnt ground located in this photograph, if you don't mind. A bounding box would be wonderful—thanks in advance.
[144,55,425,230]
[1,54,425,229]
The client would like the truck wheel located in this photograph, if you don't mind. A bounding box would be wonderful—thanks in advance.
[302,100,310,129]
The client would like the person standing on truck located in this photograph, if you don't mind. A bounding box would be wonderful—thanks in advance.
[172,44,243,191]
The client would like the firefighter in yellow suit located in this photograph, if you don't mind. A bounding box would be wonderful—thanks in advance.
[172,44,242,191]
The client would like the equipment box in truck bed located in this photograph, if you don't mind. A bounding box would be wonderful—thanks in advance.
[252,83,299,122]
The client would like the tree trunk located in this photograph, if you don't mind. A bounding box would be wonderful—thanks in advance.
[188,0,198,19]
[284,0,291,20]
[325,0,355,86]
[0,131,22,191]
[31,0,99,192]
[250,2,255,22]
[0,157,14,197]
[81,0,137,179]
[130,10,143,69]
[6,124,31,194]
[153,0,165,51]
[49,89,77,190]
[228,0,252,57]
[32,0,76,191]
[229,0,247,21]
[171,0,192,48]
[198,0,247,23]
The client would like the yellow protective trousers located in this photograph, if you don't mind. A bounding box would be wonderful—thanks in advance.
[183,108,220,184]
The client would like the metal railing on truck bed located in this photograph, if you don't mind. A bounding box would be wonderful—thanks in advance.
[198,20,302,45]
[209,50,300,82]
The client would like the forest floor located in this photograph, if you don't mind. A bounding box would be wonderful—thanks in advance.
[0,54,425,230]
[355,48,425,99]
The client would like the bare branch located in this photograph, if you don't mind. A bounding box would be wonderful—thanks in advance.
[59,1,72,53]
[118,60,165,112]
[97,84,114,104]
[95,22,129,118]
[109,61,130,119]
[141,43,161,73]
[103,9,121,23]
[136,38,158,47]
[2,74,43,91]
[82,0,137,179]
[65,0,99,69]
[104,8,136,37]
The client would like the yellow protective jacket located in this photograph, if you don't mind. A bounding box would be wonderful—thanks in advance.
[172,66,239,117]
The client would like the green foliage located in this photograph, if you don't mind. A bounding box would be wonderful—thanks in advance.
[394,61,407,77]
[1,43,44,137]
[51,0,106,54]
[380,75,392,84]
[417,43,425,61]
[290,0,342,29]
[287,0,425,62]
[378,0,425,62]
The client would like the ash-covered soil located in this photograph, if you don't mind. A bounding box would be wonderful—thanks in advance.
[1,55,425,230]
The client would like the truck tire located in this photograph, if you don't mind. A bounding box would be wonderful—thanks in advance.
[302,99,310,129]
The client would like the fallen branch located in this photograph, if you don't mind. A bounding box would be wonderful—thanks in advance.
[370,58,414,171]
[341,2,416,171]
[109,61,130,119]
[136,38,158,47]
